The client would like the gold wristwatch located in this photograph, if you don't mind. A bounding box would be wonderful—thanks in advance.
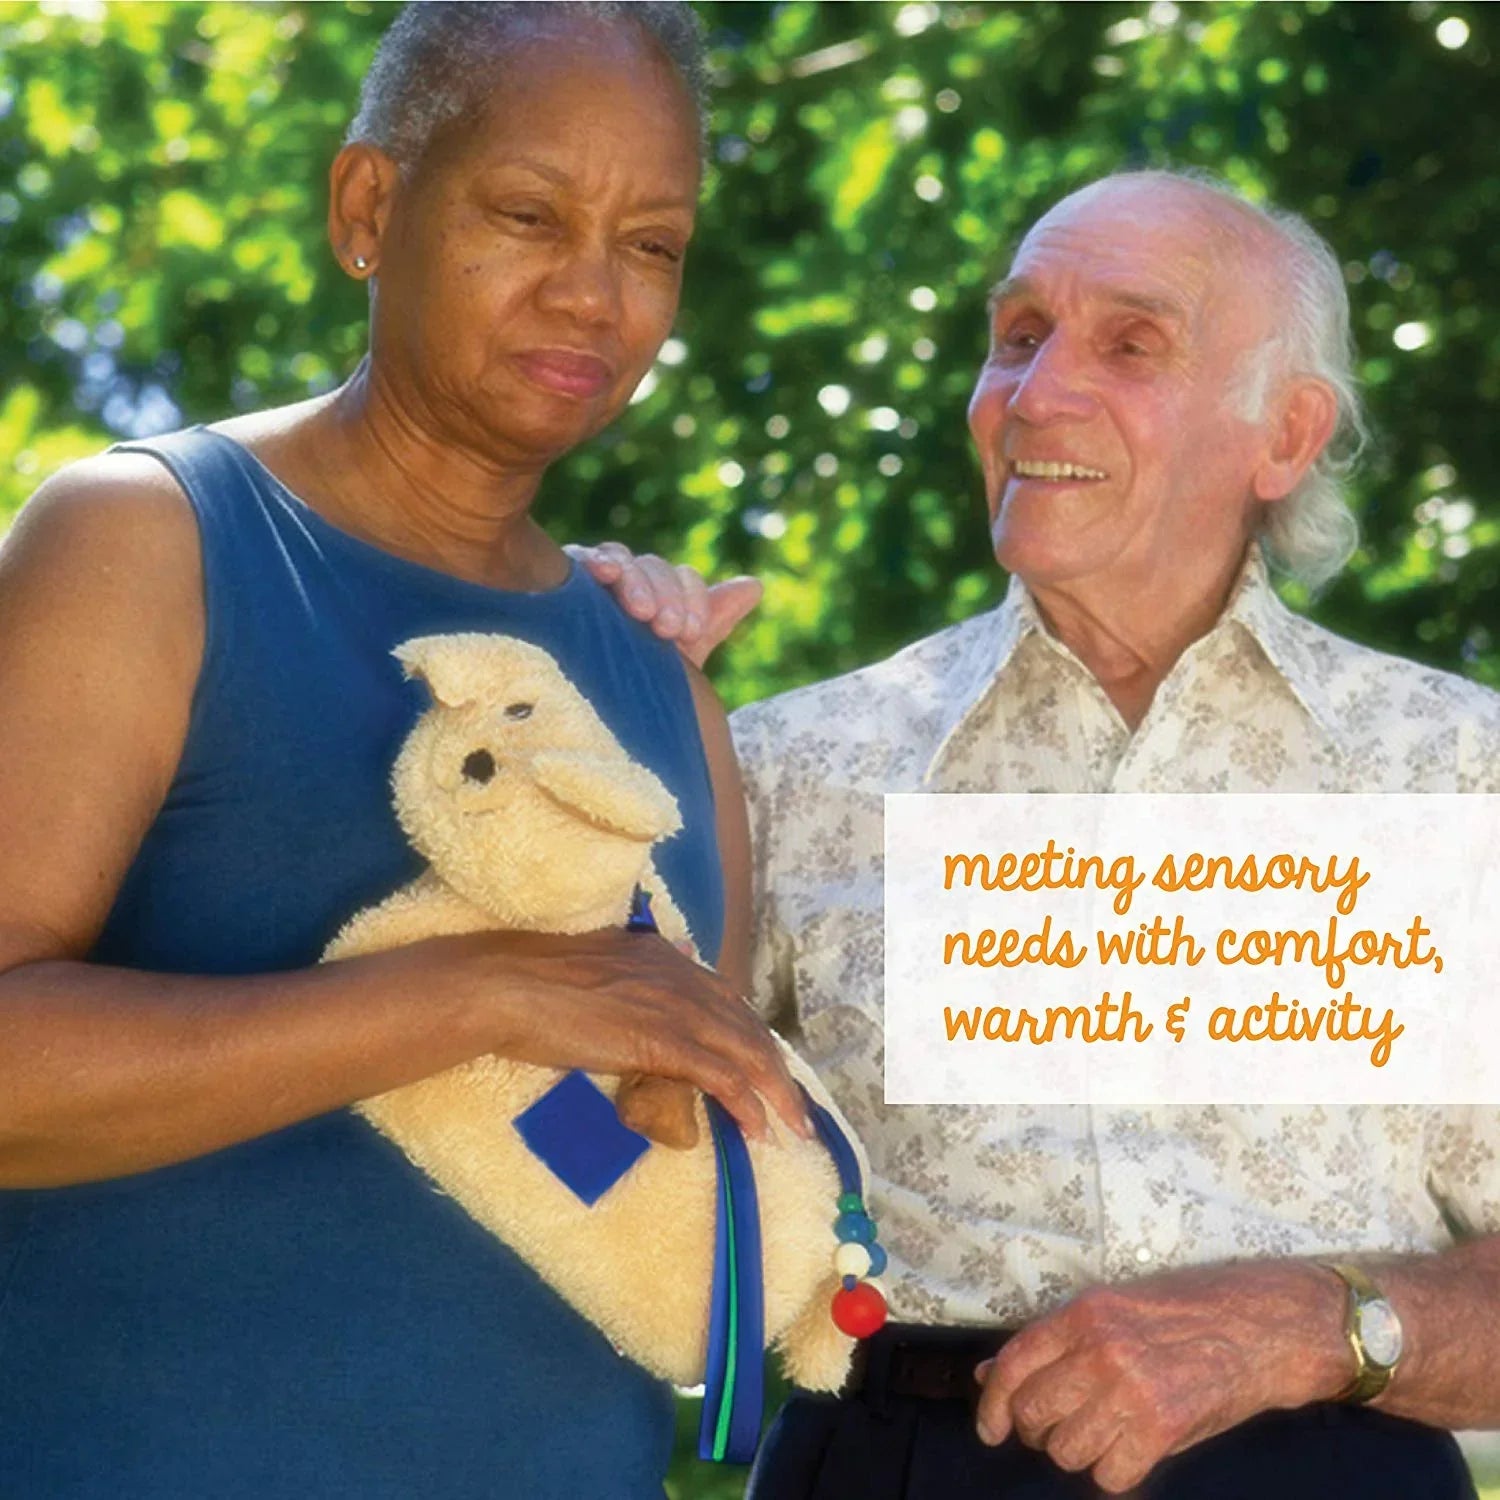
[1321,1261,1403,1403]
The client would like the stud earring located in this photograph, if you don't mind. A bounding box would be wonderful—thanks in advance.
[352,255,370,272]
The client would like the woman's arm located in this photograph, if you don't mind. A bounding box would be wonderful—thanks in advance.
[0,460,805,1188]
[682,661,754,996]
[611,657,768,1150]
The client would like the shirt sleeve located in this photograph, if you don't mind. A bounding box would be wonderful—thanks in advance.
[1424,1106,1500,1238]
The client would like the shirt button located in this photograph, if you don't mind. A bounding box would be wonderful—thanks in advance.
[1134,1244,1154,1265]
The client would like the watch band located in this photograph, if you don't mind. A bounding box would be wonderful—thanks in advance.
[1321,1260,1401,1403]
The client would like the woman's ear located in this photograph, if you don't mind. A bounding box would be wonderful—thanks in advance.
[327,141,401,280]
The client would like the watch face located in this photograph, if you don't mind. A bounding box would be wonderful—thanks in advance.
[1357,1299,1404,1367]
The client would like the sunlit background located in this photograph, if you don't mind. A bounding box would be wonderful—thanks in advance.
[1,2,1497,1492]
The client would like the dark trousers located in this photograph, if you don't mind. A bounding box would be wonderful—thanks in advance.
[747,1327,1476,1500]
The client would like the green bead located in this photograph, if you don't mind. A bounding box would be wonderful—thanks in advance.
[837,1191,864,1214]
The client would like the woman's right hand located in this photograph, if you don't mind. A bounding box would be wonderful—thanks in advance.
[383,926,813,1144]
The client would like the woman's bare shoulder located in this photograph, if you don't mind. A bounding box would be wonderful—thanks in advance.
[0,449,204,739]
[5,448,200,573]
[0,452,207,961]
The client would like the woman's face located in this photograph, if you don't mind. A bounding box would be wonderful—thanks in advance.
[368,23,701,469]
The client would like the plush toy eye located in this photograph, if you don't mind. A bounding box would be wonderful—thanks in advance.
[504,702,534,720]
[461,749,496,784]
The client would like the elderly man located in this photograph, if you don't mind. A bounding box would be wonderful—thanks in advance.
[586,169,1500,1498]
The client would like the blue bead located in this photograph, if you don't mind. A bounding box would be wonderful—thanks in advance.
[834,1211,877,1245]
[842,1274,858,1292]
[865,1241,888,1277]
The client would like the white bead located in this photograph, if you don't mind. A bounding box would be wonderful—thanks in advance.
[834,1242,872,1279]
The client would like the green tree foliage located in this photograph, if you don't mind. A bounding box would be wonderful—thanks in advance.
[2,1,1497,706]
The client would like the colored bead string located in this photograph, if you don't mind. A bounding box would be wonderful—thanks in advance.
[800,1089,889,1340]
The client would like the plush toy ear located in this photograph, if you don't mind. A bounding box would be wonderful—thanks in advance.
[529,751,683,843]
[392,636,477,709]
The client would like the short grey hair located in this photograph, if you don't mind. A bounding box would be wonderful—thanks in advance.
[347,1,709,172]
[1090,168,1365,591]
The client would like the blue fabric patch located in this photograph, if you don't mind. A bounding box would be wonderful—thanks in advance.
[514,1071,651,1206]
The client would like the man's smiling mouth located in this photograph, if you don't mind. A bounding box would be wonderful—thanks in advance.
[1010,460,1109,481]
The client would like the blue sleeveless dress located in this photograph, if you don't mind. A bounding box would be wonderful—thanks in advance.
[0,428,723,1498]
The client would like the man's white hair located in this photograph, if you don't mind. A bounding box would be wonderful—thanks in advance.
[1084,169,1367,591]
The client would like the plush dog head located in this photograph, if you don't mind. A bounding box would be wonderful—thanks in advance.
[391,634,682,931]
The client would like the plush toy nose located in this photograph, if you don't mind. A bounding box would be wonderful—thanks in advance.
[461,749,497,784]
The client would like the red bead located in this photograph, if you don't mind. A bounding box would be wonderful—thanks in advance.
[831,1281,887,1338]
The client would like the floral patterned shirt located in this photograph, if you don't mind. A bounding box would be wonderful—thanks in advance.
[731,550,1500,1326]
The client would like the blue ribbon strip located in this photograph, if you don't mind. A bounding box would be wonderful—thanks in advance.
[698,1085,869,1464]
[799,1085,863,1201]
[633,891,865,1462]
[698,1098,765,1463]
[625,884,658,933]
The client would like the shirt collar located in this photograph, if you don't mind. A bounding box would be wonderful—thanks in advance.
[922,544,1351,784]
[919,574,1041,787]
[1222,546,1352,758]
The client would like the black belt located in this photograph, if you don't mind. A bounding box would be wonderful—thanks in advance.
[843,1322,1013,1406]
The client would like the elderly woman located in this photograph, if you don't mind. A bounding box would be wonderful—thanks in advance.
[0,4,806,1495]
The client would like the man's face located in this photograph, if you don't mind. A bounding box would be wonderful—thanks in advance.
[967,181,1276,609]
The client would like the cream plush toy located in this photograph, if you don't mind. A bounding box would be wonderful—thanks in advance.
[322,633,862,1391]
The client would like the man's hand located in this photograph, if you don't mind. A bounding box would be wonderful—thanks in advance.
[566,542,761,668]
[973,1261,1352,1494]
